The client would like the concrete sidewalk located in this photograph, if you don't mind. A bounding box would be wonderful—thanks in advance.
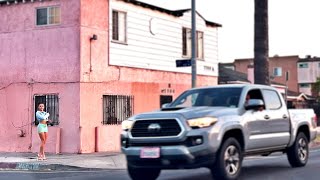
[0,127,319,172]
[0,152,126,171]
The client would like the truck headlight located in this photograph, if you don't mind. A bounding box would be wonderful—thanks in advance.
[121,120,134,130]
[187,117,218,128]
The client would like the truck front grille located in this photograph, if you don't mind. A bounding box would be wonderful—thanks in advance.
[131,119,182,137]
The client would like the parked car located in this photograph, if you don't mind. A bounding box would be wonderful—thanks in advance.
[121,84,318,180]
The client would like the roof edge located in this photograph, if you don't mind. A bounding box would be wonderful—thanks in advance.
[122,0,221,27]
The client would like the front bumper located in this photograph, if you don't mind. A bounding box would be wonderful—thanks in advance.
[121,117,220,169]
[123,145,215,169]
[122,135,217,169]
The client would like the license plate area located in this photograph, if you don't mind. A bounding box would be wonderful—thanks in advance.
[140,147,160,158]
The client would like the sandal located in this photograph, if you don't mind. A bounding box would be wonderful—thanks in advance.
[37,154,43,161]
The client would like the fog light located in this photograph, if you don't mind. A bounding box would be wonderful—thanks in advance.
[121,139,127,147]
[195,138,203,145]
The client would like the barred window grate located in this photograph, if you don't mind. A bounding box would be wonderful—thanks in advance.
[34,94,59,126]
[103,95,134,125]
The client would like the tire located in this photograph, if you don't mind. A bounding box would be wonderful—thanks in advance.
[287,132,309,167]
[210,137,243,180]
[127,165,161,180]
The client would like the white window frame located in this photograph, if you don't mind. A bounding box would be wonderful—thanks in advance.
[182,27,204,60]
[273,67,282,77]
[112,10,127,43]
[299,83,310,88]
[36,6,61,26]
[298,63,309,68]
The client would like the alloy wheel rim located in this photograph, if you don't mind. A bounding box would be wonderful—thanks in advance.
[224,145,240,175]
[298,138,307,161]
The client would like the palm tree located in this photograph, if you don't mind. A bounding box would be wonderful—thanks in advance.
[254,0,270,85]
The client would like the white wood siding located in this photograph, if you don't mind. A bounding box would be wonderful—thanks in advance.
[109,0,219,76]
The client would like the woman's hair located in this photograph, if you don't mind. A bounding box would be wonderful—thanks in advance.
[38,103,45,107]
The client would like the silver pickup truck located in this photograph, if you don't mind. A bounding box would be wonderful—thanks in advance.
[121,84,318,180]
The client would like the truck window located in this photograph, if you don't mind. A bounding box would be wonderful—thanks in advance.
[246,89,264,102]
[262,89,282,109]
[171,87,242,108]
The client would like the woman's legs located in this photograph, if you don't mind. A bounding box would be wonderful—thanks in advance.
[43,132,48,159]
[38,132,45,160]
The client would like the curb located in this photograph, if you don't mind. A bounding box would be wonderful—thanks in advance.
[0,162,108,171]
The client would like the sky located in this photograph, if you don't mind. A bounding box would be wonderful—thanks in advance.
[139,0,320,63]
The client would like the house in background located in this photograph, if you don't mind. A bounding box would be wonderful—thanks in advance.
[0,0,221,153]
[218,63,250,84]
[219,62,311,107]
[297,56,320,96]
[234,55,300,92]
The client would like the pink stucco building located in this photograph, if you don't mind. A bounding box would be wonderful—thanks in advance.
[0,0,220,153]
[234,55,300,92]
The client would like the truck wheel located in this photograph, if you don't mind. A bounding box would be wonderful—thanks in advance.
[287,132,309,167]
[127,165,161,180]
[211,137,243,180]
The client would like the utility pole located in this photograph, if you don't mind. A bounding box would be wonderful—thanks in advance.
[191,0,197,88]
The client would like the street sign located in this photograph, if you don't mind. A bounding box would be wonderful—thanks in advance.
[176,59,191,67]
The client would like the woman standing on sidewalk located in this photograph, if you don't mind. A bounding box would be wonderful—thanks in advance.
[36,103,49,161]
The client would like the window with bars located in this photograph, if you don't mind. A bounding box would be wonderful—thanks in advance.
[103,95,134,125]
[34,94,59,126]
[112,10,127,43]
[36,6,61,26]
[182,27,204,59]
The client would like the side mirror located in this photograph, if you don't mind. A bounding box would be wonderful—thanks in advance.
[161,103,171,108]
[245,99,265,110]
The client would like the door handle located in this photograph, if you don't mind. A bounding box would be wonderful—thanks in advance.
[264,115,270,120]
[283,114,288,119]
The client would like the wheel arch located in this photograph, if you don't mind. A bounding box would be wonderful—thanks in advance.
[222,129,245,151]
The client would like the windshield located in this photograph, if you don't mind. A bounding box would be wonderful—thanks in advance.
[170,87,243,108]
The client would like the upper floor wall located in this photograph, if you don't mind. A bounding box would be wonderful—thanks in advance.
[297,57,320,96]
[109,0,220,77]
[0,0,81,85]
[234,55,299,92]
[297,58,320,83]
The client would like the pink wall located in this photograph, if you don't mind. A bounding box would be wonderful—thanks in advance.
[0,84,31,152]
[0,83,80,153]
[0,0,81,84]
[31,83,81,153]
[78,70,217,153]
[0,0,218,153]
[80,0,109,82]
[77,0,216,152]
[79,81,131,153]
[234,56,299,92]
[96,126,122,152]
[0,0,81,153]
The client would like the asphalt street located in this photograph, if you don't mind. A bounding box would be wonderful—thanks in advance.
[0,149,320,180]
